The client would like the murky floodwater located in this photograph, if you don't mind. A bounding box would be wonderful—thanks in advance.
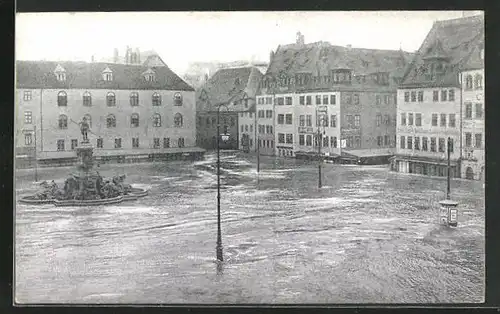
[15,152,485,303]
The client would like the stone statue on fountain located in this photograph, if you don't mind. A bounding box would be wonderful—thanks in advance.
[79,117,90,143]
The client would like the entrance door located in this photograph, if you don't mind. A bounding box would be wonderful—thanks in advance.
[466,167,474,180]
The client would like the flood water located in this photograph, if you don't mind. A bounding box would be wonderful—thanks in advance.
[15,152,485,304]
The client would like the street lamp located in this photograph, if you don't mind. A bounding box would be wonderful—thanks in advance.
[216,103,230,262]
[316,106,328,188]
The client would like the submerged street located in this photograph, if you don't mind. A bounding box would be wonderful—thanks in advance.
[15,152,485,304]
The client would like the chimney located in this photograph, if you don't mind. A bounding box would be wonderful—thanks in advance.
[296,31,304,45]
[113,48,119,63]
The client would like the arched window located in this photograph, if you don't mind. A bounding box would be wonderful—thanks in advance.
[152,92,162,106]
[84,114,92,127]
[130,92,139,106]
[153,113,161,127]
[131,113,140,127]
[58,114,68,129]
[465,75,473,90]
[474,74,483,89]
[57,91,67,106]
[107,92,116,106]
[174,92,183,106]
[82,91,92,106]
[174,113,183,127]
[106,114,116,128]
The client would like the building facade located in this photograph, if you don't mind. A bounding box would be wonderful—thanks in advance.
[196,67,263,151]
[257,32,411,161]
[393,14,484,178]
[16,60,201,167]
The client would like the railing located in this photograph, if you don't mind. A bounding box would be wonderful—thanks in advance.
[298,126,314,133]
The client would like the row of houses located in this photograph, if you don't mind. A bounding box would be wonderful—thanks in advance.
[195,15,484,181]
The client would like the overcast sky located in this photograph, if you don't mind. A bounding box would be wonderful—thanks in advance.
[16,11,481,75]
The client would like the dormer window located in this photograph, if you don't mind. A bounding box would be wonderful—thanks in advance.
[54,64,66,82]
[102,66,113,81]
[143,68,156,82]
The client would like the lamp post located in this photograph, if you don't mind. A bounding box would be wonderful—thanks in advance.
[216,104,230,262]
[316,106,327,188]
[446,136,452,200]
[33,125,38,182]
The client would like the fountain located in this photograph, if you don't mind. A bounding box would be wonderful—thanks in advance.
[19,118,148,206]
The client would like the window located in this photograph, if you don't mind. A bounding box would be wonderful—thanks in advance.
[57,139,65,151]
[440,114,446,127]
[400,136,405,149]
[316,95,321,105]
[355,136,361,148]
[465,132,472,147]
[81,91,92,106]
[407,136,413,150]
[376,114,382,126]
[323,95,329,104]
[347,136,353,148]
[24,111,32,124]
[299,115,305,127]
[377,136,383,146]
[299,134,305,145]
[345,94,352,104]
[449,114,456,127]
[354,94,360,105]
[178,138,185,147]
[448,138,454,153]
[265,125,270,134]
[107,114,116,128]
[384,114,390,125]
[306,135,312,146]
[346,115,354,128]
[250,124,254,133]
[278,114,284,124]
[246,125,249,132]
[438,138,445,152]
[330,115,336,128]
[306,96,312,105]
[441,90,447,102]
[331,136,337,148]
[174,93,183,106]
[418,91,424,102]
[266,97,272,104]
[152,93,162,106]
[285,114,293,125]
[474,74,483,89]
[422,137,428,151]
[299,96,305,105]
[430,137,436,152]
[132,138,139,148]
[354,115,360,127]
[465,75,473,89]
[163,138,170,148]
[330,95,336,105]
[433,90,439,102]
[404,92,410,102]
[174,113,183,127]
[266,110,273,118]
[408,113,414,126]
[57,91,67,106]
[23,91,32,101]
[97,138,103,148]
[465,103,473,119]
[414,137,420,150]
[475,103,483,119]
[286,134,293,144]
[152,113,161,127]
[115,138,122,149]
[24,133,32,145]
[285,97,292,105]
[475,133,482,148]
[58,114,68,129]
[432,114,438,126]
[130,92,139,106]
[306,115,312,127]
[241,125,244,132]
[384,135,390,146]
[448,89,455,101]
[411,91,416,102]
[277,97,284,106]
[384,95,390,104]
[153,138,160,148]
[131,113,140,127]
[258,110,265,118]
[323,136,328,147]
[400,113,406,126]
[107,92,116,106]
[416,113,422,126]
[376,95,381,105]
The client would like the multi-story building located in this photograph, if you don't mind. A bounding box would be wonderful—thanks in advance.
[257,32,413,162]
[196,67,263,151]
[95,46,167,67]
[15,60,202,167]
[393,14,484,178]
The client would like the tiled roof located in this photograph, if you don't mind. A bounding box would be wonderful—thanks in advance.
[266,42,414,80]
[400,15,484,88]
[196,67,263,112]
[16,60,194,91]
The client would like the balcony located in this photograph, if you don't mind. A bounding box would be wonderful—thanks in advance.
[298,126,314,134]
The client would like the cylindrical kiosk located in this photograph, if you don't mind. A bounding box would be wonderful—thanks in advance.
[439,199,459,227]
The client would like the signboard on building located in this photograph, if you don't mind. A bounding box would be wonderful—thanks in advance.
[340,139,347,148]
[317,106,328,113]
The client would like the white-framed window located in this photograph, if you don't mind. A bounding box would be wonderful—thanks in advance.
[107,114,116,128]
[24,133,32,145]
[152,92,162,106]
[23,91,32,101]
[57,139,65,151]
[174,93,183,106]
[58,114,68,129]
[83,91,92,106]
[130,92,139,106]
[24,111,32,124]
[57,91,67,106]
[107,92,116,106]
[153,113,161,127]
[131,113,140,128]
[174,113,183,127]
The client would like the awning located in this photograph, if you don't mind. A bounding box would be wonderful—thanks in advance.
[392,154,459,166]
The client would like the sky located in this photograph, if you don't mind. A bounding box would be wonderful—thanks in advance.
[16,11,482,75]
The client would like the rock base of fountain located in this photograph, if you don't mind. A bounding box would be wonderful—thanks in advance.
[19,141,148,206]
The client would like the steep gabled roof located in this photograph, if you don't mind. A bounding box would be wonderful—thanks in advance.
[196,67,263,112]
[16,60,194,91]
[400,14,484,88]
